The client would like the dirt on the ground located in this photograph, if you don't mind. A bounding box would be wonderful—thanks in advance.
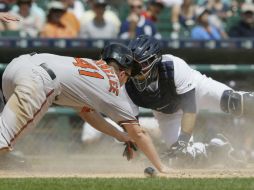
[0,142,254,179]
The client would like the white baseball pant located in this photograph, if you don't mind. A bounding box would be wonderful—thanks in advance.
[153,75,231,147]
[0,55,61,150]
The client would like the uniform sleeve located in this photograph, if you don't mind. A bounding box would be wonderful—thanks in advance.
[179,88,197,113]
[104,100,138,126]
[97,89,138,126]
[173,56,196,94]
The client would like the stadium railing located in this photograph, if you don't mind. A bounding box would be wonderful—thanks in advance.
[0,38,254,49]
[0,38,254,65]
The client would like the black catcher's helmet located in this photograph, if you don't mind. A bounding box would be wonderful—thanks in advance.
[101,43,141,77]
[128,35,162,91]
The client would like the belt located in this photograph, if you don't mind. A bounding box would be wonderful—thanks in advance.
[39,63,56,80]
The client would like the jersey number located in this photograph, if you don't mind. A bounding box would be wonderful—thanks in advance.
[73,58,104,79]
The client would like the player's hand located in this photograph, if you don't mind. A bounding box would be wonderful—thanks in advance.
[168,140,188,158]
[123,141,138,161]
[158,165,170,174]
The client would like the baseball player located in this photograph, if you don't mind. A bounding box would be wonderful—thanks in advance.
[0,43,169,173]
[125,35,254,161]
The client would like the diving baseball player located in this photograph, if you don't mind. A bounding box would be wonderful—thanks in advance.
[125,35,254,163]
[0,43,169,173]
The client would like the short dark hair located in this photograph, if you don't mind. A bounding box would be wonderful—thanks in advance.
[17,0,32,6]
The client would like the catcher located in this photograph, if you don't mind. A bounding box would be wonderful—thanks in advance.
[125,35,254,162]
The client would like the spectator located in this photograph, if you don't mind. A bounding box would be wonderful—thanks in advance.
[80,0,121,33]
[40,1,77,38]
[160,0,183,39]
[119,0,161,39]
[0,2,19,31]
[142,0,164,23]
[191,7,222,40]
[80,0,117,38]
[202,0,232,39]
[61,0,85,21]
[10,0,44,37]
[0,0,10,13]
[229,3,254,38]
[11,0,46,24]
[61,4,80,35]
[174,0,196,37]
[204,0,232,22]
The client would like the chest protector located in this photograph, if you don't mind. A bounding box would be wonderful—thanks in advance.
[126,60,181,114]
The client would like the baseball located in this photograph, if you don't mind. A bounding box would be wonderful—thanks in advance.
[144,166,157,177]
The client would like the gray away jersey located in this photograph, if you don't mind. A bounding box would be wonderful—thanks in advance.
[29,53,137,124]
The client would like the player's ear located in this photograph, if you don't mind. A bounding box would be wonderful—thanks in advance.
[119,70,126,78]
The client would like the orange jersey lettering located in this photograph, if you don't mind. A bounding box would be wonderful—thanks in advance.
[73,58,104,79]
[95,60,120,96]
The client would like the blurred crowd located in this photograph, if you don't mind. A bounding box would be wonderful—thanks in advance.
[0,0,254,39]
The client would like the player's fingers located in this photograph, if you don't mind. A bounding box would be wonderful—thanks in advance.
[123,147,127,157]
[127,144,133,160]
[130,142,138,151]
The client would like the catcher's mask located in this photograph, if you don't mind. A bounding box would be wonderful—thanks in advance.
[128,35,162,92]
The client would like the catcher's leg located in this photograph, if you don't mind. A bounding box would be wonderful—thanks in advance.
[195,76,231,112]
[153,110,182,147]
[220,90,254,117]
[170,134,244,168]
[206,134,246,167]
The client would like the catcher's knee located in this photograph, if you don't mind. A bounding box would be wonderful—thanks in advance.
[220,90,254,117]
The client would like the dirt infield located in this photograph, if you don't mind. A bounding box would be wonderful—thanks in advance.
[1,166,254,178]
[1,169,254,178]
[0,133,253,179]
[1,151,254,178]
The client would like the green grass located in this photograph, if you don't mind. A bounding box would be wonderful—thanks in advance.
[0,178,254,190]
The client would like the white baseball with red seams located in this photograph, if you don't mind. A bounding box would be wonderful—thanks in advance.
[0,53,137,150]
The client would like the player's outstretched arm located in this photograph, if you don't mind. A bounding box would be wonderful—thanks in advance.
[123,123,170,174]
[79,111,131,143]
[0,12,19,22]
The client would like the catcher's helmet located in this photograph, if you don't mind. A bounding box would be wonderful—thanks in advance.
[101,43,141,77]
[128,35,162,91]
